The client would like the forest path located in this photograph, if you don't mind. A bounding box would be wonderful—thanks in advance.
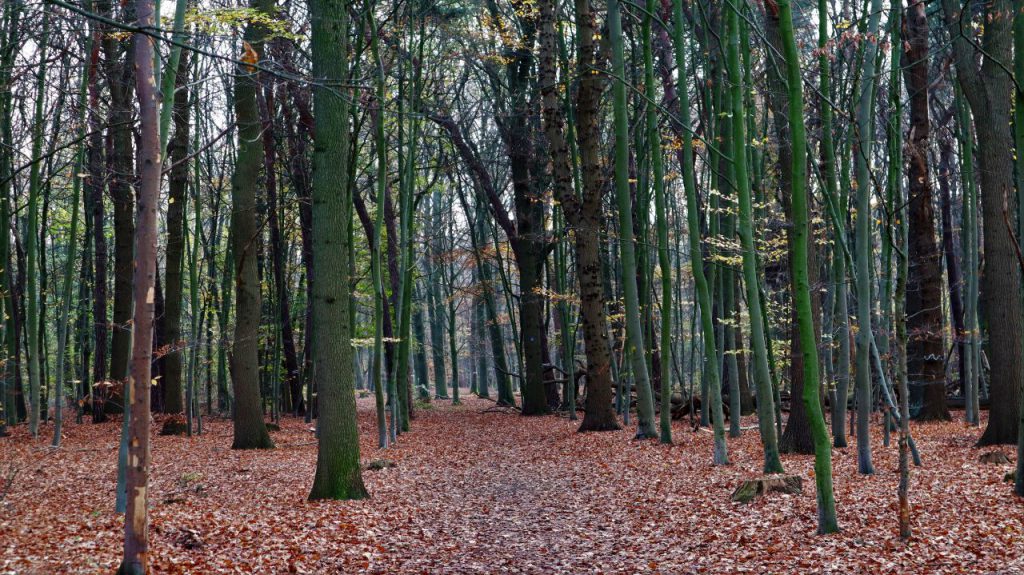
[2,397,1023,574]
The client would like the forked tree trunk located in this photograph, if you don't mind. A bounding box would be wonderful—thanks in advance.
[538,0,619,432]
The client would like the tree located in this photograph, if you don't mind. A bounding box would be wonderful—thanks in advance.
[903,0,948,422]
[24,6,50,437]
[162,52,190,416]
[671,0,727,463]
[118,0,160,568]
[942,0,1021,446]
[853,0,885,475]
[727,0,782,471]
[776,0,839,534]
[608,0,656,439]
[538,0,619,432]
[229,0,275,450]
[307,0,368,501]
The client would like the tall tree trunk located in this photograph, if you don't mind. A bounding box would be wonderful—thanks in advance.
[943,0,1021,447]
[307,0,368,501]
[727,1,782,469]
[609,0,656,439]
[119,0,159,567]
[671,0,727,463]
[428,193,449,399]
[87,9,109,420]
[230,0,274,450]
[24,7,50,436]
[162,54,190,415]
[903,0,949,421]
[777,0,839,534]
[258,74,302,415]
[937,128,965,398]
[105,0,136,387]
[539,0,619,431]
[853,0,885,474]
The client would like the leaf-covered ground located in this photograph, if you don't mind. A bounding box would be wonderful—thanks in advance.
[1,397,1022,574]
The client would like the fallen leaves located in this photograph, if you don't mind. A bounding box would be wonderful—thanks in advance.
[0,398,1022,574]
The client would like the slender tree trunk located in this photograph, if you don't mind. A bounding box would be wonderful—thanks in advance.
[727,1,782,470]
[853,0,884,474]
[88,7,109,420]
[118,0,160,567]
[258,72,302,415]
[777,0,839,534]
[937,131,965,397]
[24,7,50,437]
[609,0,656,439]
[162,53,190,415]
[53,26,92,445]
[671,0,727,462]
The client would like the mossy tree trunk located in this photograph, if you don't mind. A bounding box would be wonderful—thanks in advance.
[306,0,368,501]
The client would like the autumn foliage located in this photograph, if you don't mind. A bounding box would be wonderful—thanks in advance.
[2,398,1022,574]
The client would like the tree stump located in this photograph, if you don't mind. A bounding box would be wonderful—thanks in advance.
[365,459,397,471]
[731,475,802,503]
[979,451,1012,465]
[159,415,188,436]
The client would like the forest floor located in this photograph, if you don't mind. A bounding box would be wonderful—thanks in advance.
[1,397,1022,574]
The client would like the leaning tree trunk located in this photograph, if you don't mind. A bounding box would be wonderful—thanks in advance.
[727,1,782,470]
[671,0,727,463]
[777,0,839,534]
[764,0,815,455]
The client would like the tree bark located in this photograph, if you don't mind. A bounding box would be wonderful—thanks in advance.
[229,0,274,450]
[903,0,949,421]
[942,0,1021,445]
[119,0,159,568]
[307,0,368,500]
[161,53,190,414]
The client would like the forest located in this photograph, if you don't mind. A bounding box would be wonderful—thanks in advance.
[1,0,1023,571]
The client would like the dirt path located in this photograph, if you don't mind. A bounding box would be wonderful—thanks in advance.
[2,397,1022,574]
